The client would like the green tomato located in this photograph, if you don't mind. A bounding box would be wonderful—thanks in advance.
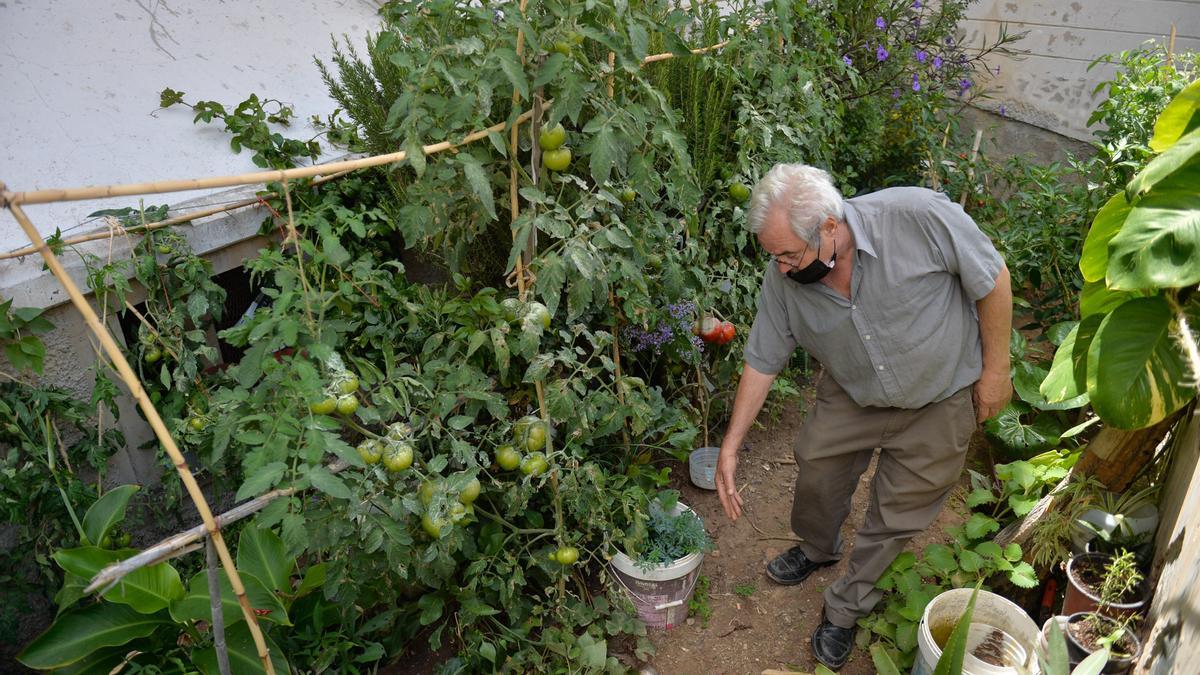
[501,297,523,322]
[524,302,552,331]
[156,244,172,255]
[729,182,751,203]
[449,502,469,523]
[144,347,163,364]
[620,188,637,203]
[458,477,481,505]
[422,513,448,539]
[520,452,549,476]
[495,444,522,471]
[337,375,360,394]
[551,41,572,56]
[310,397,337,415]
[387,421,413,440]
[554,546,579,565]
[419,480,437,505]
[336,395,359,416]
[543,147,572,172]
[117,532,132,547]
[188,416,206,432]
[539,123,567,151]
[383,441,415,472]
[357,439,383,465]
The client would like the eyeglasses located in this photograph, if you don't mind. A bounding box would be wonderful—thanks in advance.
[767,242,811,269]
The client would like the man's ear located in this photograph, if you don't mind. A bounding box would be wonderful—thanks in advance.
[820,216,839,235]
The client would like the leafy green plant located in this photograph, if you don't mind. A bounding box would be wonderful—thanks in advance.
[1041,76,1200,429]
[687,574,713,628]
[634,492,712,569]
[965,449,1079,527]
[0,301,54,375]
[19,493,315,673]
[733,582,756,598]
[1038,619,1110,675]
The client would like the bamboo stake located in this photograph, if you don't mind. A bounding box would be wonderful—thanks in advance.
[958,128,983,208]
[87,462,346,593]
[206,537,233,675]
[1166,23,1177,69]
[0,168,354,262]
[508,0,533,297]
[4,200,275,675]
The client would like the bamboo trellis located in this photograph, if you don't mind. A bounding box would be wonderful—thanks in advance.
[0,37,729,671]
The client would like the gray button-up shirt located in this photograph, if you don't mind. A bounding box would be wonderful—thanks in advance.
[744,187,1003,409]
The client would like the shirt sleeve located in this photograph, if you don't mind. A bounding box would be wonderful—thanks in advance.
[743,266,799,375]
[920,191,1004,301]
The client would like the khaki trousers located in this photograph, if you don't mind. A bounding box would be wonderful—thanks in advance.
[791,375,975,628]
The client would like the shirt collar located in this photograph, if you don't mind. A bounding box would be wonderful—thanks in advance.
[842,200,877,259]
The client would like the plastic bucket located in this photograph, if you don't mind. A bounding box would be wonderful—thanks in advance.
[689,447,719,490]
[912,588,1042,675]
[609,502,705,629]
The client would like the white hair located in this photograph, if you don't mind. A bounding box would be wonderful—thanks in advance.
[746,164,844,246]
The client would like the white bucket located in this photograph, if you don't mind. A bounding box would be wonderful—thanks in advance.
[689,447,719,490]
[912,588,1043,675]
[609,502,705,629]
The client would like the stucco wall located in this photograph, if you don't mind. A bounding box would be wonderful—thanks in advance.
[962,0,1200,141]
[1137,409,1200,673]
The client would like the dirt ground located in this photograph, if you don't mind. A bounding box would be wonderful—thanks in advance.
[645,390,970,675]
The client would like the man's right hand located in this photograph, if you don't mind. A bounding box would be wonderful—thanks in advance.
[715,447,742,521]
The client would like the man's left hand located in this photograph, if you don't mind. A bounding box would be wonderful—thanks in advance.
[973,368,1012,423]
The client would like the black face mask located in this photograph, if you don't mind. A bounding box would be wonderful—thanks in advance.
[785,236,837,285]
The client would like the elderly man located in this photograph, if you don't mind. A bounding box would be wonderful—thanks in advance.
[714,163,1012,669]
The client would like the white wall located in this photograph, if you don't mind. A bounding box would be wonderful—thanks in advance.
[961,0,1200,141]
[0,0,380,270]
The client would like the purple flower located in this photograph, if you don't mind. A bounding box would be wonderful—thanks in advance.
[892,88,901,98]
[912,0,922,8]
[998,104,1007,117]
[932,55,943,70]
[912,73,921,91]
[946,37,955,46]
[916,49,928,63]
[875,16,887,30]
[876,45,889,61]
[914,17,922,28]
[994,65,1001,76]
[959,78,972,91]
[843,55,853,67]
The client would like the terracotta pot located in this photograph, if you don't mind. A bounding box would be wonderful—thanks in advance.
[1064,612,1141,674]
[1063,553,1149,619]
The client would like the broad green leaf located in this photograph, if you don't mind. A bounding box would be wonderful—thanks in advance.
[1080,192,1132,283]
[870,643,905,675]
[308,465,352,500]
[1003,543,1024,562]
[586,123,620,188]
[17,603,167,669]
[82,485,139,546]
[1038,619,1071,674]
[1015,360,1086,410]
[984,402,1062,453]
[577,632,607,669]
[933,585,980,675]
[1127,129,1200,200]
[1150,79,1200,152]
[54,547,184,614]
[495,48,528,100]
[236,462,287,500]
[964,513,1000,540]
[923,544,958,574]
[192,622,291,675]
[1042,315,1102,403]
[1088,297,1197,429]
[459,153,497,221]
[52,648,129,675]
[1009,493,1039,517]
[237,526,294,593]
[1108,164,1200,290]
[1008,562,1039,588]
[964,487,996,508]
[169,569,290,626]
[1079,280,1134,318]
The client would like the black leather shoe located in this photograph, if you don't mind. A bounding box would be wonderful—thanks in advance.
[811,616,855,670]
[765,545,835,585]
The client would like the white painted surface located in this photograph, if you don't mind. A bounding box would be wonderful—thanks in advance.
[0,0,380,250]
[962,0,1200,140]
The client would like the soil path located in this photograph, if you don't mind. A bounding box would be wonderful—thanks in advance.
[646,387,968,675]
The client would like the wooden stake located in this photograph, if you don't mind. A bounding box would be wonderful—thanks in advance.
[1167,23,1177,69]
[958,128,983,208]
[206,537,232,675]
[5,201,275,674]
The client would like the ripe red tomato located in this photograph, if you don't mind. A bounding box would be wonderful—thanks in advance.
[717,321,736,345]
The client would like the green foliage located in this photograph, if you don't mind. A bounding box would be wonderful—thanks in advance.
[733,582,756,598]
[932,583,981,675]
[1043,75,1200,429]
[687,574,712,628]
[0,300,54,374]
[634,494,712,568]
[158,88,323,169]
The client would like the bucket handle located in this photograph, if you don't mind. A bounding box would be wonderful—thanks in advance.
[611,567,702,611]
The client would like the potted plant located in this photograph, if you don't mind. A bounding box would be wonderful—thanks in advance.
[1063,549,1148,617]
[1071,485,1159,557]
[1037,618,1114,675]
[609,492,711,630]
[1062,612,1142,674]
